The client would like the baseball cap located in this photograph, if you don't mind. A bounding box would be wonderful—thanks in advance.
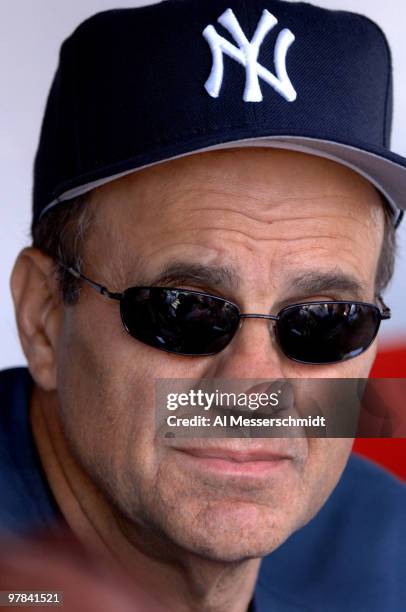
[32,0,406,228]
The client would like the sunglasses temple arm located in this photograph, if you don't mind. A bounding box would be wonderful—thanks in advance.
[60,264,123,301]
[376,295,391,320]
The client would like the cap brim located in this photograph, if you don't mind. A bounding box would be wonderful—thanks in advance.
[39,135,406,226]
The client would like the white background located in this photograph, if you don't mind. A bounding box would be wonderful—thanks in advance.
[1,0,405,369]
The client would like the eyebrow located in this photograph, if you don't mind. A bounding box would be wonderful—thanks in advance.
[150,262,240,290]
[283,270,368,302]
[148,262,368,301]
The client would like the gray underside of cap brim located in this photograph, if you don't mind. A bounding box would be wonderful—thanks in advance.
[39,136,406,224]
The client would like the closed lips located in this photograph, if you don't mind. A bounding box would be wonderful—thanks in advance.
[173,447,292,462]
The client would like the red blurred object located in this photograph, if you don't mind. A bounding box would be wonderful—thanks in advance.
[352,342,406,482]
[370,342,406,378]
[353,439,405,481]
[0,529,166,611]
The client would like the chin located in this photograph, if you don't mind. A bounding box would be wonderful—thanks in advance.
[182,530,288,563]
[170,500,298,563]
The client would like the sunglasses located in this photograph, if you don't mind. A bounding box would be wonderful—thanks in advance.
[63,265,391,365]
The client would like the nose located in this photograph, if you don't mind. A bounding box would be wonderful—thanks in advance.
[203,314,288,380]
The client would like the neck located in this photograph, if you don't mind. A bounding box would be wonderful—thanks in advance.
[30,385,260,612]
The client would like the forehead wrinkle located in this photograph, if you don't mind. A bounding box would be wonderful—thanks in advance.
[158,187,372,218]
[154,198,381,235]
[286,243,377,282]
[152,225,367,246]
[175,186,377,203]
[150,202,372,235]
[176,206,355,226]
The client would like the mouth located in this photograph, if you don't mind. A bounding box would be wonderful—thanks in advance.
[172,445,294,477]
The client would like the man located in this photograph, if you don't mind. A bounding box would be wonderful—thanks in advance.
[1,1,405,610]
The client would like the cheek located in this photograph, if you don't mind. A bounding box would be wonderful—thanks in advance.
[299,438,353,525]
[55,300,162,484]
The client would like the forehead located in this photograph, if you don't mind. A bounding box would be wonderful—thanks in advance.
[91,148,383,220]
[87,148,384,290]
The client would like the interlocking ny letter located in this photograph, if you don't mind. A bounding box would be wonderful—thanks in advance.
[203,8,297,103]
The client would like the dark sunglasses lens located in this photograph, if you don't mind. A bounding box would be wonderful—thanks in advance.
[120,288,240,355]
[276,303,381,364]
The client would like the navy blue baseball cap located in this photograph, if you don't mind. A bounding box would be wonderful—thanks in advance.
[33,0,406,228]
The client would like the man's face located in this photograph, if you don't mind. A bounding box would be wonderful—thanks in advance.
[55,149,384,561]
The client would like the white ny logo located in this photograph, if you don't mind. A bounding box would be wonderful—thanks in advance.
[203,8,297,103]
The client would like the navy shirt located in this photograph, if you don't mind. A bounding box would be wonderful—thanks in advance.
[1,367,405,611]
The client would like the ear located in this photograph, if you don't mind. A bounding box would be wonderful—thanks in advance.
[10,247,63,391]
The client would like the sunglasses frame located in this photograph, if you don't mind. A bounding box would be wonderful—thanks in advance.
[61,265,391,364]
